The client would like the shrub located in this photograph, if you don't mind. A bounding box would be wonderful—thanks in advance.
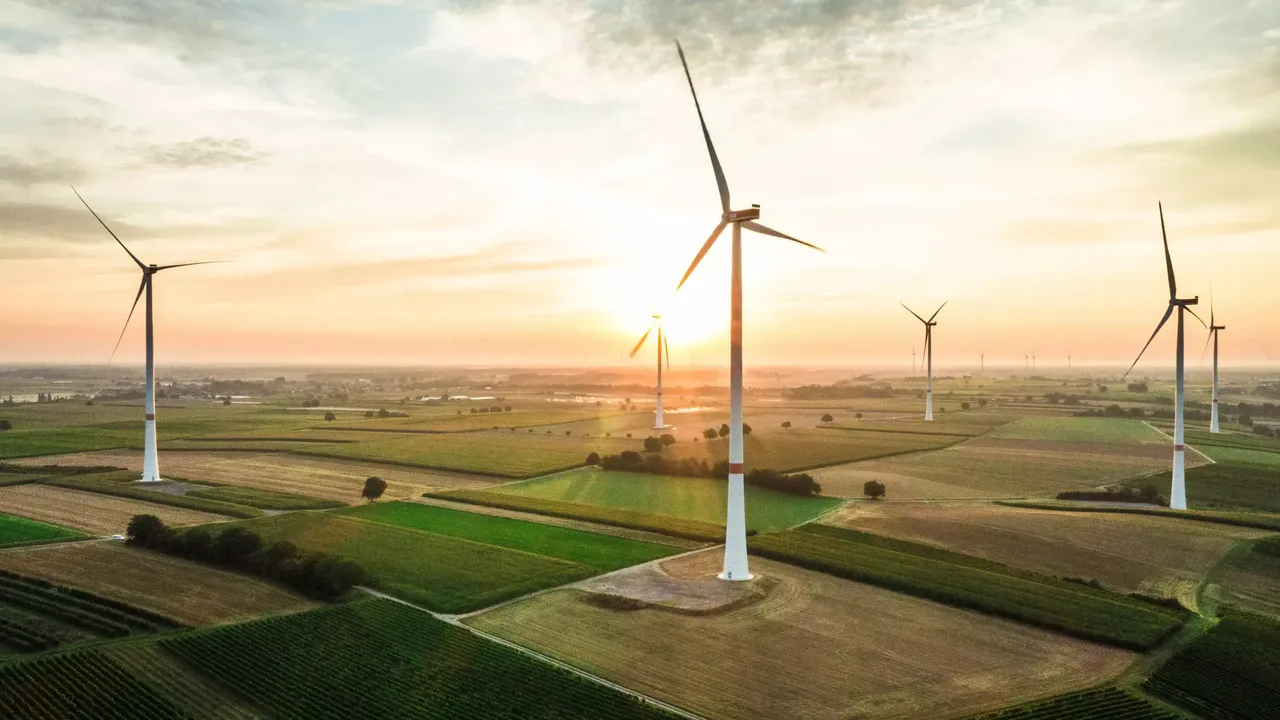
[703,428,718,439]
[324,412,336,422]
[362,477,387,503]
[642,436,662,453]
[781,421,791,429]
[863,480,886,500]
[961,402,971,410]
[585,452,600,466]
[659,433,676,446]
[821,413,834,422]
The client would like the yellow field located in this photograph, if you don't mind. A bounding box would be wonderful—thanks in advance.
[0,484,228,535]
[0,542,317,625]
[826,502,1263,608]
[468,551,1135,720]
[12,450,497,503]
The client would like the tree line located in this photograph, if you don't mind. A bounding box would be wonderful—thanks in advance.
[586,450,821,496]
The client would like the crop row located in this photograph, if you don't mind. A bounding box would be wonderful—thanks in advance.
[1145,613,1280,719]
[749,524,1187,650]
[0,650,191,719]
[963,687,1177,719]
[0,616,57,653]
[162,599,678,719]
[43,475,264,519]
[0,570,183,630]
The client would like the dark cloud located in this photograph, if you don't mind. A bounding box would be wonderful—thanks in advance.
[140,138,269,169]
[0,156,85,186]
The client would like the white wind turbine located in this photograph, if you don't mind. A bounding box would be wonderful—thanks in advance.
[670,39,823,581]
[1124,202,1204,510]
[75,189,221,483]
[630,313,670,429]
[902,302,946,421]
[1202,293,1226,433]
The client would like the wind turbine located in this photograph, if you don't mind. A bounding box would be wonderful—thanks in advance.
[1032,351,1037,373]
[630,312,670,429]
[902,302,946,421]
[74,188,220,483]
[1024,353,1030,372]
[912,345,917,374]
[1068,350,1072,370]
[1124,202,1203,510]
[1202,294,1225,433]
[670,39,822,582]
[980,352,984,376]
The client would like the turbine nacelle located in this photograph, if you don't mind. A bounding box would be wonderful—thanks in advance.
[723,206,760,223]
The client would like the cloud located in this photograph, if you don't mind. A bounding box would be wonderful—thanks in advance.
[140,137,270,168]
[0,154,83,185]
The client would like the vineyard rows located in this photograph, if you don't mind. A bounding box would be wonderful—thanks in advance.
[1145,613,1280,719]
[963,687,1177,719]
[0,650,191,719]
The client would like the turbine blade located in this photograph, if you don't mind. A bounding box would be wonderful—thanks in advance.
[741,221,823,251]
[675,39,730,214]
[665,333,671,371]
[1159,202,1176,298]
[1209,281,1214,328]
[674,220,727,293]
[1200,327,1213,365]
[1186,306,1207,329]
[928,300,949,323]
[152,260,227,271]
[1123,305,1175,378]
[72,187,145,269]
[901,303,927,324]
[629,327,653,358]
[109,275,147,364]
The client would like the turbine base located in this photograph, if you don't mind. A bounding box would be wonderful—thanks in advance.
[717,572,755,582]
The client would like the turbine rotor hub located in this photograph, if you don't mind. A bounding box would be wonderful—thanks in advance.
[723,206,760,223]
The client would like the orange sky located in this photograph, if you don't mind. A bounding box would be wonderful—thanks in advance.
[2,1,1278,369]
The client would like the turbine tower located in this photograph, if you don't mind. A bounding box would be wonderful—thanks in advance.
[912,345,917,374]
[980,352,984,376]
[630,313,670,429]
[1124,202,1203,510]
[670,39,822,581]
[902,302,946,421]
[1024,353,1029,372]
[1032,351,1037,373]
[1203,296,1225,433]
[75,188,219,483]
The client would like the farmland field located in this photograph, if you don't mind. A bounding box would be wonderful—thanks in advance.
[230,512,590,612]
[104,643,260,719]
[162,598,679,719]
[827,502,1264,606]
[489,467,844,532]
[184,485,343,511]
[13,450,498,503]
[469,551,1135,720]
[987,417,1168,444]
[0,513,85,548]
[0,484,229,535]
[0,542,317,626]
[1122,462,1280,513]
[1206,543,1280,620]
[812,435,1186,500]
[338,502,678,572]
[663,427,960,473]
[749,524,1187,649]
[1145,613,1280,719]
[0,649,191,719]
[961,687,1177,719]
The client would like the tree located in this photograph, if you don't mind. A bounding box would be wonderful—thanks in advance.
[586,452,601,466]
[643,436,663,452]
[821,413,834,422]
[863,480,887,500]
[0,420,10,431]
[630,404,637,411]
[504,405,512,412]
[456,409,462,416]
[781,421,792,429]
[855,412,863,420]
[978,398,988,408]
[362,476,387,503]
[624,397,631,404]
[1127,382,1149,393]
[703,428,718,439]
[961,402,971,410]
[718,423,730,438]
[324,411,336,422]
[126,514,168,547]
[659,433,676,446]
[742,423,753,435]
[222,398,231,406]
[212,527,262,566]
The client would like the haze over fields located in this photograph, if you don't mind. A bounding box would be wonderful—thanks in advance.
[2,1,1280,367]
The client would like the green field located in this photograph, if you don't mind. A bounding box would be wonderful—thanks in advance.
[491,467,843,532]
[1145,613,1280,719]
[162,599,676,719]
[961,687,1177,720]
[0,650,191,718]
[1196,444,1280,468]
[339,502,677,572]
[664,428,960,473]
[988,417,1166,444]
[230,512,590,612]
[1122,462,1280,514]
[185,485,344,511]
[749,524,1187,650]
[0,514,84,548]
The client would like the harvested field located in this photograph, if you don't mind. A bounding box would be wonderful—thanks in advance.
[813,436,1193,500]
[826,502,1264,605]
[15,450,497,503]
[469,551,1135,720]
[0,484,228,535]
[0,542,317,626]
[987,417,1168,444]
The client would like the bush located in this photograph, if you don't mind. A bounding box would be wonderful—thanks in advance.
[659,433,676,447]
[781,421,791,429]
[961,402,970,410]
[742,423,752,435]
[703,428,718,439]
[821,414,834,422]
[324,412,336,422]
[1128,382,1148,393]
[362,476,387,503]
[0,420,10,431]
[863,480,886,500]
[126,514,168,547]
[642,436,662,453]
[718,423,730,438]
[585,452,601,466]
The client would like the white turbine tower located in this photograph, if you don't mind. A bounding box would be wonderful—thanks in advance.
[1124,202,1204,510]
[670,39,823,581]
[75,189,220,483]
[630,313,670,429]
[1202,295,1226,433]
[902,302,946,421]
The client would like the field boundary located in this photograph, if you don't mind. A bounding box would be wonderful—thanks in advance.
[996,501,1280,531]
[1142,422,1215,464]
[157,445,583,480]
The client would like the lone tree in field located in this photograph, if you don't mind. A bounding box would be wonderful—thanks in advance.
[863,480,887,500]
[324,411,336,422]
[643,436,662,452]
[0,420,10,431]
[961,402,971,410]
[586,452,601,466]
[718,423,730,438]
[821,413,834,423]
[659,433,676,447]
[781,421,792,429]
[742,423,752,435]
[362,476,387,503]
[855,412,863,420]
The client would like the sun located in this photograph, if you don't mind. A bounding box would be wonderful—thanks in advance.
[600,250,730,356]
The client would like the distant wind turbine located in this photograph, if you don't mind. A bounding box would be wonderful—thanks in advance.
[1024,353,1029,371]
[980,352,984,376]
[902,302,946,421]
[1124,202,1204,510]
[1032,351,1037,373]
[1202,293,1226,434]
[1068,350,1072,370]
[670,39,823,581]
[630,312,670,429]
[912,345,917,374]
[74,188,221,483]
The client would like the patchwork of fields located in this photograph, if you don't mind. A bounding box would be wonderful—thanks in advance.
[0,513,84,549]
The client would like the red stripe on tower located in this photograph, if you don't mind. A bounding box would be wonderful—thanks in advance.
[1174,444,1185,451]
[145,414,155,421]
[728,463,744,474]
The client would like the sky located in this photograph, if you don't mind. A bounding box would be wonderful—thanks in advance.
[1,0,1278,370]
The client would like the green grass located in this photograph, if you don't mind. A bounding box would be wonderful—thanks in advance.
[749,524,1187,650]
[1121,462,1280,514]
[1195,444,1280,469]
[227,512,591,613]
[492,467,843,533]
[162,598,676,719]
[185,485,343,511]
[960,687,1178,719]
[1145,613,1280,719]
[42,471,264,519]
[429,490,726,542]
[338,502,677,572]
[0,514,84,548]
[987,417,1165,444]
